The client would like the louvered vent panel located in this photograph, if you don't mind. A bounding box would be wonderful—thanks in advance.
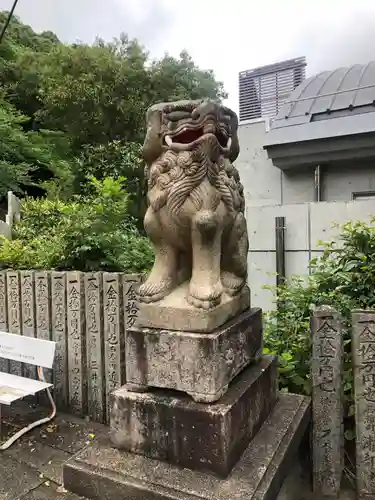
[239,57,306,122]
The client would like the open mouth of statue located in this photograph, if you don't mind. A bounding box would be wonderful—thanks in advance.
[164,128,230,148]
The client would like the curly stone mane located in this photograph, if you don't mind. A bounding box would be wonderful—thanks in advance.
[146,134,245,217]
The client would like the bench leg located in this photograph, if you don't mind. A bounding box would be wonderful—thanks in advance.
[0,387,56,451]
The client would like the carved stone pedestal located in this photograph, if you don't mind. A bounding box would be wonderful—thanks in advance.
[136,283,251,332]
[64,392,310,500]
[126,307,263,402]
[110,356,277,477]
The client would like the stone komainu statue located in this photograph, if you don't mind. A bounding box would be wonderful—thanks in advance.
[138,99,249,310]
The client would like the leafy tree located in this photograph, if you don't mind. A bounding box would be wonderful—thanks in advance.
[0,12,59,120]
[0,177,153,272]
[33,39,227,151]
[76,141,145,221]
[0,96,72,199]
[149,50,227,103]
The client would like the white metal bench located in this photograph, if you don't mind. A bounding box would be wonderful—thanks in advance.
[0,330,57,450]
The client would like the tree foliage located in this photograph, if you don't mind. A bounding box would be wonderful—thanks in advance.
[264,219,375,428]
[0,95,71,198]
[0,177,153,272]
[0,12,225,271]
[0,12,226,207]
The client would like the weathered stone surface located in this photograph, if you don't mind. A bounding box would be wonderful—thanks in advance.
[138,100,248,315]
[0,271,8,373]
[85,272,105,423]
[122,274,141,331]
[7,270,22,376]
[311,305,343,497]
[67,272,86,416]
[137,282,250,332]
[126,307,262,402]
[352,310,375,499]
[110,356,277,477]
[64,393,311,500]
[0,270,7,332]
[35,271,52,383]
[0,452,44,499]
[51,272,68,410]
[103,272,124,423]
[20,271,37,381]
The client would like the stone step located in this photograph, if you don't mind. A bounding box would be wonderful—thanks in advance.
[63,393,311,500]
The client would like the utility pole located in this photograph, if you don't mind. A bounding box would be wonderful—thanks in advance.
[0,0,20,45]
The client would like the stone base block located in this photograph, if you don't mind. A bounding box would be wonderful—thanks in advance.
[63,393,311,500]
[126,307,263,402]
[136,282,250,332]
[110,356,277,477]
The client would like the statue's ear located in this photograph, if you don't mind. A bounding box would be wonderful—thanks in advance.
[143,109,163,164]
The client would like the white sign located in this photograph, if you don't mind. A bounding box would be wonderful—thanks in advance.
[0,331,56,369]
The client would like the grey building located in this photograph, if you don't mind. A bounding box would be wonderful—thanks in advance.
[237,61,375,311]
[264,62,375,201]
[239,57,306,122]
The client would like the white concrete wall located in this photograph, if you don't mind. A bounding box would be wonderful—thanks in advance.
[238,119,375,311]
[247,198,375,311]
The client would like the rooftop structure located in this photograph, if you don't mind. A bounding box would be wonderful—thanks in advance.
[239,57,306,122]
[264,62,375,169]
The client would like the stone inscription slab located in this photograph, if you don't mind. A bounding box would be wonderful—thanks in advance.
[51,272,68,409]
[6,271,22,376]
[103,273,122,423]
[352,310,375,498]
[20,271,36,380]
[311,305,343,496]
[123,274,141,333]
[0,271,8,373]
[35,272,52,383]
[67,272,86,416]
[85,272,105,423]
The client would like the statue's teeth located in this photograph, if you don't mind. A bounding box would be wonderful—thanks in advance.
[165,135,172,146]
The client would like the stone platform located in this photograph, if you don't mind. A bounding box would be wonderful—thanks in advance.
[126,307,262,402]
[63,393,311,500]
[111,356,277,477]
[136,282,250,332]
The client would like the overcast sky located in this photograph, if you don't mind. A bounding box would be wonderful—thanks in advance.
[2,0,375,112]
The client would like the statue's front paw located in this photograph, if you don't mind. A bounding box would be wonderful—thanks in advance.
[138,279,174,303]
[187,281,223,310]
[221,271,245,296]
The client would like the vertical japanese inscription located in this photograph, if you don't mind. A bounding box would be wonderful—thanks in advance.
[352,310,375,498]
[35,271,52,383]
[103,272,123,422]
[20,271,36,380]
[123,274,141,332]
[0,271,8,372]
[51,272,68,409]
[311,305,343,496]
[85,272,105,423]
[67,272,86,416]
[6,271,22,376]
[35,272,51,340]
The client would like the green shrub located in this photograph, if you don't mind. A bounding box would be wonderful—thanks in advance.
[264,219,375,412]
[0,176,154,272]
